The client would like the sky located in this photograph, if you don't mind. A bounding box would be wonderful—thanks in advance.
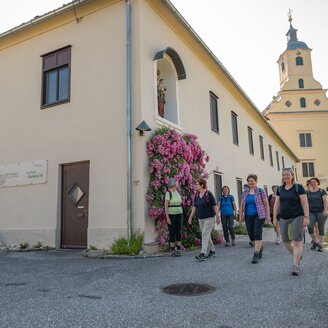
[1,0,328,111]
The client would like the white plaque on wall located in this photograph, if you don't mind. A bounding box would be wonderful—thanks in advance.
[0,160,48,188]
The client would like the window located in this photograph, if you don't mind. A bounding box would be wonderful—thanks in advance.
[268,145,273,167]
[276,151,280,171]
[302,162,315,177]
[282,156,285,168]
[285,100,292,107]
[236,178,243,205]
[210,92,219,133]
[231,112,239,145]
[314,99,321,106]
[298,79,304,89]
[300,98,306,108]
[214,172,222,199]
[299,133,312,147]
[248,127,254,155]
[281,62,285,71]
[42,46,71,108]
[296,56,303,66]
[259,136,264,160]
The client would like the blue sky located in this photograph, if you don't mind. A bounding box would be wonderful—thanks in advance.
[1,0,328,110]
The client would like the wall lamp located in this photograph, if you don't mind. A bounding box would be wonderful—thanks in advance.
[136,120,151,136]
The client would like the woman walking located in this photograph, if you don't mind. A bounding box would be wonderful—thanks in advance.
[273,168,309,275]
[239,174,270,264]
[164,178,183,256]
[268,185,282,244]
[217,186,237,246]
[307,177,328,252]
[188,178,220,261]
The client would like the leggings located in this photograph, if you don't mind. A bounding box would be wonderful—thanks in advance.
[308,213,327,236]
[245,215,265,241]
[168,213,183,243]
[221,215,235,241]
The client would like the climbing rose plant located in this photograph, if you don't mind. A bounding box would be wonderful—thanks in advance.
[146,127,212,246]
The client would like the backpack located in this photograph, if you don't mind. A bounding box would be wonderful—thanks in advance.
[219,195,233,207]
[167,190,182,208]
[278,184,300,196]
[196,190,216,206]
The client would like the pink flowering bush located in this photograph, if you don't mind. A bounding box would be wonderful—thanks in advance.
[146,127,212,247]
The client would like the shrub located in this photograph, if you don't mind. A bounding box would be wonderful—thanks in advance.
[146,127,209,246]
[89,245,97,250]
[110,232,144,255]
[234,224,248,235]
[33,241,43,249]
[19,242,29,249]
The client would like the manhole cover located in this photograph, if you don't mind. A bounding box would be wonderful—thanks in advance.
[162,283,216,296]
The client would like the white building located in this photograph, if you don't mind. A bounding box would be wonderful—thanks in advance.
[0,0,297,250]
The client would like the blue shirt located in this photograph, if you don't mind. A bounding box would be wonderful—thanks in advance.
[218,195,235,215]
[245,194,258,216]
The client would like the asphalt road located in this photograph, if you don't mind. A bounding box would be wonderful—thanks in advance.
[0,228,327,328]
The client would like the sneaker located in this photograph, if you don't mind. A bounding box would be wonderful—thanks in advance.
[318,244,323,252]
[175,250,181,257]
[311,242,318,250]
[259,246,263,259]
[252,252,260,264]
[275,238,281,245]
[249,241,255,247]
[225,241,231,247]
[195,253,207,261]
[292,265,300,276]
[207,250,216,259]
[171,250,177,256]
[232,239,236,246]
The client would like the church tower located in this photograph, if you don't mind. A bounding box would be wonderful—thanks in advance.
[264,12,328,188]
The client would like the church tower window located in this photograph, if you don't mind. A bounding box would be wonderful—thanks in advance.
[296,56,303,66]
[300,97,306,108]
[298,79,304,88]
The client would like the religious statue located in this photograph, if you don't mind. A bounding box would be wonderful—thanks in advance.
[157,69,166,118]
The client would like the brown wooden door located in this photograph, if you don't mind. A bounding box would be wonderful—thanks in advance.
[61,162,89,248]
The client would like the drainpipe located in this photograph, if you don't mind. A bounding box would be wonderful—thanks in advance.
[126,0,132,240]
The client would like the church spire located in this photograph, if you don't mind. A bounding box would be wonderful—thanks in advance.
[285,10,310,50]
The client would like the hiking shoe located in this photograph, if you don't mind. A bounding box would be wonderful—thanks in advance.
[232,239,236,246]
[207,250,216,259]
[259,246,263,259]
[225,241,231,247]
[195,253,207,261]
[252,253,260,264]
[311,242,318,250]
[249,241,254,247]
[275,238,281,245]
[318,244,323,252]
[171,250,177,256]
[292,265,300,276]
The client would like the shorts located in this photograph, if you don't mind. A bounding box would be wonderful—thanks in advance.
[279,216,304,243]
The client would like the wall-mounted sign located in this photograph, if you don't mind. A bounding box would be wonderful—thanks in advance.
[0,160,47,188]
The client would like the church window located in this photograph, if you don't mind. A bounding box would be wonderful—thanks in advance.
[281,62,285,71]
[298,79,304,89]
[300,98,306,108]
[314,99,321,106]
[296,56,303,66]
[285,100,292,107]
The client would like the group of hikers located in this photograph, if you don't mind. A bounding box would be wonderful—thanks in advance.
[164,167,328,276]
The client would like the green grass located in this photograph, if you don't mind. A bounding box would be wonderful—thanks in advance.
[19,242,29,249]
[110,232,144,256]
[33,241,43,249]
[234,224,248,235]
